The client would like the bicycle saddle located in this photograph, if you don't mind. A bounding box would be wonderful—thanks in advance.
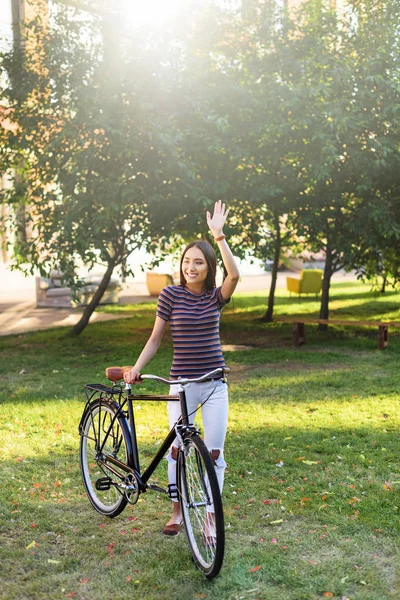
[105,366,133,382]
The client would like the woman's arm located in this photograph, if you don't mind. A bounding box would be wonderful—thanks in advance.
[206,200,240,301]
[124,316,167,384]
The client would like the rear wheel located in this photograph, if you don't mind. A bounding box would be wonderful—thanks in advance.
[177,434,225,578]
[80,399,132,517]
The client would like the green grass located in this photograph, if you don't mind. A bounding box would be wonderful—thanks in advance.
[0,280,399,600]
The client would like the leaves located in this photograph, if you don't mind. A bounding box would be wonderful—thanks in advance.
[249,565,261,573]
[25,541,37,550]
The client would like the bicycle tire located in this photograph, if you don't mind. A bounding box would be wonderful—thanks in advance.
[80,399,132,517]
[177,434,225,578]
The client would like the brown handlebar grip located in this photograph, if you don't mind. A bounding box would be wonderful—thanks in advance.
[105,366,134,382]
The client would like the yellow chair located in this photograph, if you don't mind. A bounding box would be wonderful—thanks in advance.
[146,272,174,296]
[286,269,323,297]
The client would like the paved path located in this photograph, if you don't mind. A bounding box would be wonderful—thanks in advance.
[0,268,357,337]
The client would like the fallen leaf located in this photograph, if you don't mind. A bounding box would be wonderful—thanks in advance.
[33,483,41,488]
[26,541,37,550]
[302,460,318,465]
[80,578,89,584]
[323,594,334,598]
[269,519,283,525]
[249,565,261,573]
[47,559,60,564]
[108,542,115,557]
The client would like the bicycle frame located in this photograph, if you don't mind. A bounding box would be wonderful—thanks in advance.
[80,381,196,496]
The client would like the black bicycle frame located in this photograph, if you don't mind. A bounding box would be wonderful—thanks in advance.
[89,384,194,493]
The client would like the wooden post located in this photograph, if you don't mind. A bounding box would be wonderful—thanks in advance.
[292,322,305,346]
[378,326,388,350]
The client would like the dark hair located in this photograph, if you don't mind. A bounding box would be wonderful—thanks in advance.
[180,240,217,292]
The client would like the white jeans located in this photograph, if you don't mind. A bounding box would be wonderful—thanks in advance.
[167,380,229,503]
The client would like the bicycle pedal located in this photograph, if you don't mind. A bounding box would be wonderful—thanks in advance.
[95,477,112,491]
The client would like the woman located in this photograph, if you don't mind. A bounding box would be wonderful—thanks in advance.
[124,200,240,536]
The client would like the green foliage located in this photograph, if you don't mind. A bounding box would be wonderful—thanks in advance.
[1,0,400,327]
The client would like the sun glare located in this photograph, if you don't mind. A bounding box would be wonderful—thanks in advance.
[121,0,186,28]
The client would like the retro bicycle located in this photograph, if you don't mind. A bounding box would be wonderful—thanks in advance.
[79,366,228,578]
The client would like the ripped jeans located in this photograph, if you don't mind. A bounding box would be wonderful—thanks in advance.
[167,379,229,505]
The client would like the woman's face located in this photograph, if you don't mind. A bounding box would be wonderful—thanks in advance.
[182,246,209,287]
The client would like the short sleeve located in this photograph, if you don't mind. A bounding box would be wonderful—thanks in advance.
[156,287,174,322]
[216,286,231,309]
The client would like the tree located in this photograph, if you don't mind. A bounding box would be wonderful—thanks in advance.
[0,3,187,334]
[283,0,400,323]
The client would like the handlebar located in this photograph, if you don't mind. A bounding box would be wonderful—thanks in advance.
[140,368,230,385]
[105,366,229,385]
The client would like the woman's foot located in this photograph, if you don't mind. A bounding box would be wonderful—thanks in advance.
[162,503,182,537]
[203,512,216,548]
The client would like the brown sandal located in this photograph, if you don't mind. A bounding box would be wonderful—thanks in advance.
[162,523,181,537]
[203,533,217,549]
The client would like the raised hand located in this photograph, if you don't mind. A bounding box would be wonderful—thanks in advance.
[206,200,229,237]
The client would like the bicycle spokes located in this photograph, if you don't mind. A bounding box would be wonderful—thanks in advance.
[178,435,224,578]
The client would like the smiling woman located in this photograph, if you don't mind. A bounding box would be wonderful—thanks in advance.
[122,200,240,537]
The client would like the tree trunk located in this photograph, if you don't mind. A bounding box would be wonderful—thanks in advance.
[318,248,333,330]
[380,273,387,294]
[69,260,116,336]
[262,213,281,323]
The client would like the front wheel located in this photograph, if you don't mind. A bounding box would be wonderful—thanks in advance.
[177,434,225,578]
[80,399,132,517]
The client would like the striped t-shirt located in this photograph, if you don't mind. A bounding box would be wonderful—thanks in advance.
[156,285,229,380]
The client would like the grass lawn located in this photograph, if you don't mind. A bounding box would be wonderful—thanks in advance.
[0,281,399,600]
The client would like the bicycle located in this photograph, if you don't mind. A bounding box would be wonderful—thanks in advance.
[79,366,228,579]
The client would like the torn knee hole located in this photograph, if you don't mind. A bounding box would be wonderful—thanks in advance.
[210,449,220,466]
[171,446,179,461]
